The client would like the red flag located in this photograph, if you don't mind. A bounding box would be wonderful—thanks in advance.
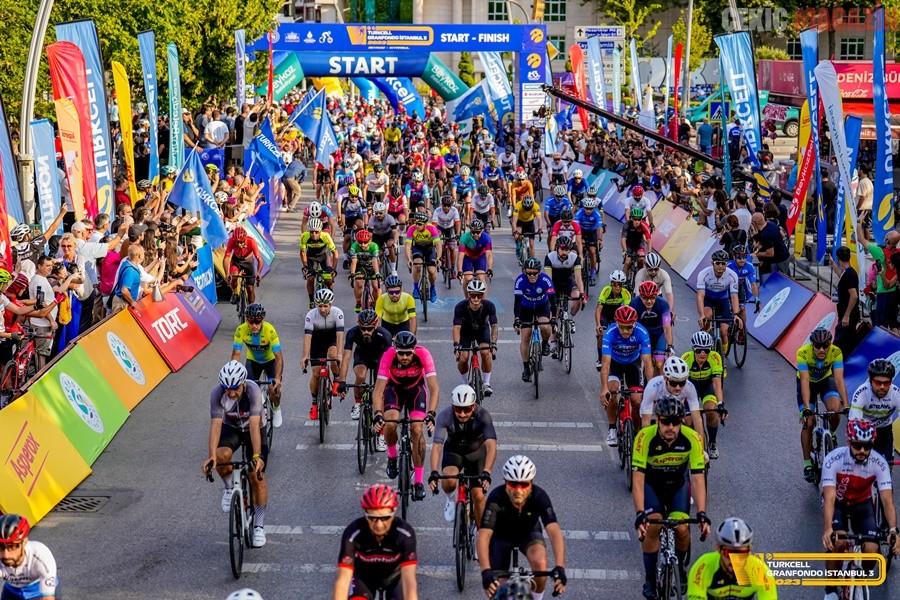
[267,30,274,105]
[568,44,591,131]
[672,43,683,139]
[786,135,817,235]
[0,152,13,271]
[46,42,98,217]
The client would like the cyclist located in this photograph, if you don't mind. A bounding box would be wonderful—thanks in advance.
[404,171,431,213]
[453,280,498,397]
[566,169,588,208]
[0,514,59,600]
[339,185,369,260]
[227,589,263,600]
[301,288,345,421]
[428,384,497,526]
[544,185,573,228]
[368,201,400,272]
[299,218,338,308]
[512,195,542,261]
[625,185,655,230]
[404,212,442,303]
[639,357,706,452]
[599,305,654,446]
[634,253,675,321]
[696,251,742,356]
[363,162,389,207]
[574,196,604,284]
[543,235,585,358]
[386,185,409,228]
[232,303,284,428]
[547,153,568,187]
[425,146,448,196]
[302,201,338,235]
[513,258,556,382]
[595,270,632,370]
[444,143,461,175]
[338,310,392,447]
[398,156,416,191]
[481,163,505,218]
[375,275,418,338]
[821,420,900,600]
[848,358,900,465]
[223,228,263,305]
[385,145,404,178]
[333,485,419,600]
[432,195,462,275]
[452,165,477,205]
[373,331,440,501]
[335,161,357,193]
[726,245,760,333]
[335,175,356,210]
[548,209,583,258]
[630,281,674,376]
[469,185,496,231]
[509,168,534,215]
[477,456,567,599]
[457,220,493,290]
[202,361,268,548]
[622,208,652,281]
[315,153,335,202]
[681,331,726,459]
[633,396,710,599]
[349,229,382,313]
[687,518,778,600]
[798,328,849,482]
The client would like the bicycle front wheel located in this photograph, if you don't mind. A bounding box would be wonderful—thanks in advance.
[264,390,274,452]
[454,501,468,591]
[562,322,573,374]
[530,342,541,399]
[399,451,411,520]
[0,360,18,409]
[356,409,369,475]
[420,273,429,323]
[622,420,634,491]
[733,327,747,368]
[659,562,682,600]
[318,379,328,444]
[229,492,244,579]
[470,366,484,405]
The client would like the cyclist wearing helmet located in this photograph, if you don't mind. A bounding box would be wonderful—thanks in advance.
[349,229,382,313]
[340,186,369,260]
[375,275,418,338]
[385,145,404,177]
[625,185,654,230]
[514,258,556,382]
[424,146,448,197]
[726,245,760,332]
[338,310,392,439]
[687,518,778,599]
[797,328,849,482]
[399,156,417,190]
[203,361,269,547]
[630,280,674,376]
[508,168,534,214]
[457,221,493,290]
[0,514,60,600]
[404,212,443,303]
[549,207,583,257]
[543,236,585,356]
[232,303,284,427]
[548,153,568,186]
[403,170,431,212]
[302,201,338,235]
[335,174,356,208]
[334,485,419,599]
[595,270,633,369]
[634,252,675,319]
[574,196,604,282]
[681,330,726,459]
[452,165,477,205]
[821,420,900,599]
[428,384,497,526]
[599,305,653,446]
[443,143,461,176]
[363,162,390,206]
[223,227,263,305]
[226,590,263,600]
[373,332,441,500]
[315,149,335,203]
[696,251,742,355]
[566,169,588,208]
[334,161,356,196]
[368,202,400,267]
[469,184,496,230]
[432,196,462,269]
[633,397,710,599]
[477,456,567,599]
[640,357,705,449]
[386,185,409,228]
[299,219,338,308]
[345,145,364,179]
[512,195,542,262]
[848,359,900,465]
[452,280,498,396]
[544,185,573,228]
[481,161,505,211]
[622,207,652,278]
[10,206,67,272]
[301,288,345,421]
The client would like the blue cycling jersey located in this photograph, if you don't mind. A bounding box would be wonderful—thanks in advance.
[335,168,355,184]
[629,296,671,337]
[727,260,758,301]
[602,323,652,364]
[574,207,603,231]
[444,153,461,166]
[404,182,431,203]
[544,195,573,218]
[453,175,477,194]
[513,272,556,308]
[483,166,505,181]
[567,178,589,196]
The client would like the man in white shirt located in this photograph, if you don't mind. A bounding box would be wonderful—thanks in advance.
[732,192,753,236]
[28,256,58,369]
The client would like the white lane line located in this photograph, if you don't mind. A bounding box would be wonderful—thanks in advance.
[242,563,640,580]
[303,420,596,428]
[416,339,519,344]
[296,443,607,452]
[416,326,516,332]
[264,525,631,541]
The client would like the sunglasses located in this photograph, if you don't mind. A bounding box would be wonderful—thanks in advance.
[713,261,727,267]
[694,348,710,355]
[667,379,687,389]
[365,513,394,522]
[525,271,540,277]
[658,417,682,426]
[360,326,376,333]
[453,405,475,414]
[850,442,873,451]
[506,481,531,490]
[247,318,263,325]
[813,343,831,350]
[469,294,484,299]
[396,350,414,357]
[387,289,402,296]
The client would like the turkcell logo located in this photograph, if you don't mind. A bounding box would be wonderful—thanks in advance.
[384,77,416,105]
[107,331,146,386]
[754,287,790,328]
[60,372,104,433]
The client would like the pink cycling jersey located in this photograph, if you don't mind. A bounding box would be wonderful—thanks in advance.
[426,156,445,171]
[377,346,437,388]
[821,446,892,506]
[386,194,406,214]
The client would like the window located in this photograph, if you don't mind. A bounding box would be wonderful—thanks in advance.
[839,37,865,60]
[487,1,508,22]
[786,38,802,60]
[547,35,566,60]
[545,0,566,22]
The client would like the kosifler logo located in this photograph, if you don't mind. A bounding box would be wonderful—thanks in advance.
[107,332,146,385]
[754,287,791,328]
[60,372,104,433]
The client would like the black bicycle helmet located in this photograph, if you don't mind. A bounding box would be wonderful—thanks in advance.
[655,395,685,418]
[731,244,748,257]
[711,250,730,263]
[384,275,402,288]
[477,184,489,196]
[394,331,417,349]
[441,195,454,207]
[246,303,266,320]
[358,309,378,327]
[469,219,484,232]
[560,208,574,221]
[810,327,833,345]
[524,257,542,271]
[868,358,896,381]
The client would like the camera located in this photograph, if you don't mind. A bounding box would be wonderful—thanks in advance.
[158,222,176,235]
[176,285,194,293]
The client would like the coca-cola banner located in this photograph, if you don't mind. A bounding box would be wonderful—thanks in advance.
[760,60,900,100]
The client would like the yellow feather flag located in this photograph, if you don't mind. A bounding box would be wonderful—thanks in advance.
[111,61,139,206]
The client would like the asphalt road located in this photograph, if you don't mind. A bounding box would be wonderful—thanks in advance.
[36,199,899,599]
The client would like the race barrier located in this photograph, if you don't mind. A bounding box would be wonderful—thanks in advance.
[775,293,838,367]
[745,273,816,349]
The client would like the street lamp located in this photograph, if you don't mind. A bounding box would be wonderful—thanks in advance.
[505,0,531,24]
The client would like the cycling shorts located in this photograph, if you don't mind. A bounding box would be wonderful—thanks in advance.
[703,296,733,322]
[692,380,717,404]
[832,501,878,537]
[442,445,488,475]
[349,576,402,600]
[462,255,487,273]
[519,303,551,325]
[307,258,335,279]
[608,360,644,390]
[352,352,381,372]
[438,227,457,245]
[218,424,268,472]
[625,241,647,254]
[488,527,546,571]
[310,333,338,360]
[550,173,566,185]
[644,479,690,520]
[230,256,256,278]
[384,383,428,415]
[459,324,492,349]
[582,229,599,246]
[372,233,394,248]
[382,321,410,339]
[648,331,668,359]
[246,359,276,382]
[552,276,577,298]
[411,245,437,266]
[474,210,492,224]
[316,170,332,185]
[795,377,840,409]
[518,220,536,237]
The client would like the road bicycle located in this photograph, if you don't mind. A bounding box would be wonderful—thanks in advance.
[205,451,262,579]
[378,242,395,278]
[491,550,561,598]
[439,234,458,289]
[624,251,641,294]
[346,371,377,475]
[805,408,843,485]
[609,386,643,491]
[409,256,431,322]
[553,305,576,375]
[581,245,595,297]
[730,308,749,368]
[303,357,340,443]
[830,532,894,599]
[383,413,425,520]
[0,328,53,409]
[434,474,483,591]
[254,379,275,452]
[518,321,544,399]
[457,340,495,405]
[232,273,257,322]
[352,271,380,313]
[641,517,704,600]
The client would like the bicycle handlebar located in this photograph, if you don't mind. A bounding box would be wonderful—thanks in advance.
[205,460,263,482]
[832,531,893,544]
[302,357,341,374]
[645,517,702,527]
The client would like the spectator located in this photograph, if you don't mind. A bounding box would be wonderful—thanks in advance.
[832,246,860,355]
[821,170,838,234]
[110,244,147,313]
[57,233,90,345]
[204,109,229,149]
[28,256,59,369]
[862,229,899,331]
[856,164,874,235]
[114,176,131,209]
[11,204,67,279]
[282,152,305,210]
[719,214,748,255]
[750,211,790,283]
[182,109,200,151]
[696,118,713,154]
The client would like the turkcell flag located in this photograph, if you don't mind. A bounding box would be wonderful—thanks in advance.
[873,7,895,243]
[313,92,340,168]
[586,37,608,129]
[450,81,491,122]
[235,29,246,109]
[663,36,673,133]
[168,151,228,249]
[478,52,514,131]
[800,27,825,260]
[137,31,160,185]
[613,45,623,137]
[30,119,62,234]
[167,42,184,170]
[248,117,286,179]
[543,113,558,156]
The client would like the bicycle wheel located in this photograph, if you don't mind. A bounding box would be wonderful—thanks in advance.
[0,360,18,409]
[264,390,274,452]
[318,378,328,444]
[399,451,411,520]
[356,408,369,475]
[420,272,429,322]
[562,321,573,374]
[714,331,725,360]
[229,492,244,579]
[622,420,634,490]
[732,326,747,368]
[470,366,484,405]
[530,342,541,399]
[454,501,468,591]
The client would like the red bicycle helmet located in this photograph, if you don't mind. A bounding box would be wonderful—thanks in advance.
[632,185,645,197]
[639,281,659,298]
[232,228,247,242]
[361,484,398,511]
[846,419,877,444]
[355,229,372,244]
[0,514,30,544]
[615,305,639,325]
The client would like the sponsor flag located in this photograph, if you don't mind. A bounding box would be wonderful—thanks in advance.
[720,65,732,195]
[873,7,895,243]
[613,44,623,137]
[247,117,286,179]
[168,150,229,249]
[834,116,863,272]
[555,104,575,131]
[672,42,682,139]
[167,43,184,170]
[256,52,304,102]
[448,80,490,123]
[29,120,63,235]
[0,152,13,269]
[267,30,274,105]
[664,36,673,135]
[568,44,591,130]
[630,38,643,111]
[638,88,656,147]
[800,28,825,261]
[55,20,114,217]
[193,243,217,304]
[54,98,86,220]
[0,94,25,224]
[544,111,558,156]
[792,100,812,256]
[235,29,246,109]
[137,31,160,186]
[373,77,426,120]
[585,37,608,129]
[111,62,138,206]
[291,90,339,168]
[46,41,98,217]
[478,52,515,136]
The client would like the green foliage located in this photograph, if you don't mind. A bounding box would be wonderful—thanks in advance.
[672,9,712,72]
[755,45,790,61]
[0,0,279,127]
[458,51,477,87]
[586,0,663,45]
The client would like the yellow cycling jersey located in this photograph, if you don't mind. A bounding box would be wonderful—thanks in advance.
[682,351,725,384]
[375,292,416,325]
[299,231,337,256]
[687,552,778,599]
[384,127,401,143]
[633,423,705,488]
[233,322,282,363]
[796,343,843,383]
[513,200,541,223]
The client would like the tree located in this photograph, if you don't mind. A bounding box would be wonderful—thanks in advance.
[672,9,712,72]
[755,45,790,61]
[458,51,476,87]
[583,0,664,45]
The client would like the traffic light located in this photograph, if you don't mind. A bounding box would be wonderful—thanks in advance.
[532,0,545,21]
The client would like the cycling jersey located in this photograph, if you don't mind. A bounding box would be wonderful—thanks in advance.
[337,517,417,589]
[513,272,555,309]
[551,220,582,239]
[375,292,416,325]
[299,231,337,259]
[633,423,705,489]
[574,207,603,231]
[404,182,430,205]
[334,168,356,185]
[405,224,440,247]
[567,178,588,197]
[444,152,461,169]
[233,322,282,364]
[727,259,758,302]
[640,375,701,418]
[304,307,345,335]
[629,296,671,338]
[849,380,900,429]
[209,381,263,431]
[548,160,568,175]
[432,207,461,230]
[597,286,632,322]
[621,220,651,250]
[498,152,517,172]
[349,242,380,267]
[696,266,740,301]
[602,323,652,364]
[634,267,674,297]
[377,346,436,389]
[433,405,497,455]
[481,483,558,541]
[543,195,572,218]
[344,325,393,366]
[386,193,407,214]
[796,343,843,383]
[543,252,581,292]
[509,180,534,204]
[458,231,492,259]
[425,155,445,172]
[225,235,259,261]
[513,200,541,223]
[482,166,504,181]
[452,175,477,195]
[681,351,725,387]
[453,299,498,333]
[687,552,778,600]
[821,445,892,506]
[1,541,58,599]
[367,214,398,236]
[342,197,368,220]
[470,193,494,214]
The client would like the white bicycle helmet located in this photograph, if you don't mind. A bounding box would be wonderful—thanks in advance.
[308,202,323,218]
[314,288,335,305]
[691,330,714,349]
[502,455,537,482]
[716,517,753,549]
[10,223,31,243]
[645,253,662,269]
[372,201,387,214]
[307,217,323,232]
[467,279,487,295]
[582,197,599,209]
[573,169,583,178]
[226,590,264,600]
[663,356,689,382]
[460,165,471,176]
[219,360,248,389]
[553,185,567,196]
[610,270,627,284]
[451,384,477,407]
[412,171,424,182]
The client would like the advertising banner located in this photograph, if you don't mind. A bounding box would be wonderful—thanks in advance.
[46,41,99,217]
[652,206,690,253]
[775,293,838,367]
[259,52,304,102]
[30,120,63,235]
[0,93,24,224]
[745,272,816,349]
[130,292,210,371]
[235,29,246,109]
[0,393,91,523]
[672,42,682,138]
[630,38,642,111]
[54,98,86,220]
[374,77,426,119]
[351,77,379,103]
[843,327,900,393]
[661,218,713,266]
[137,31,160,185]
[295,52,429,78]
[799,28,825,261]
[242,220,275,270]
[663,36,672,135]
[421,54,467,101]
[55,20,114,218]
[178,283,222,341]
[0,154,11,270]
[568,44,591,131]
[192,244,217,304]
[612,45,623,136]
[673,235,719,278]
[29,345,130,464]
[685,242,725,291]
[585,37,609,128]
[715,32,764,174]
[167,42,185,170]
[478,52,515,134]
[834,116,863,273]
[872,7,895,244]
[649,195,675,225]
[111,62,139,205]
[193,147,226,174]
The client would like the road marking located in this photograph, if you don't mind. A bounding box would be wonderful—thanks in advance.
[242,562,640,580]
[304,421,595,428]
[264,525,631,541]
[416,338,518,344]
[296,443,607,452]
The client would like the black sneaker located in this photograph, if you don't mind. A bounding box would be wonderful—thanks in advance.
[387,457,399,479]
[641,580,657,599]
[803,465,815,483]
[521,367,531,382]
[413,483,426,501]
